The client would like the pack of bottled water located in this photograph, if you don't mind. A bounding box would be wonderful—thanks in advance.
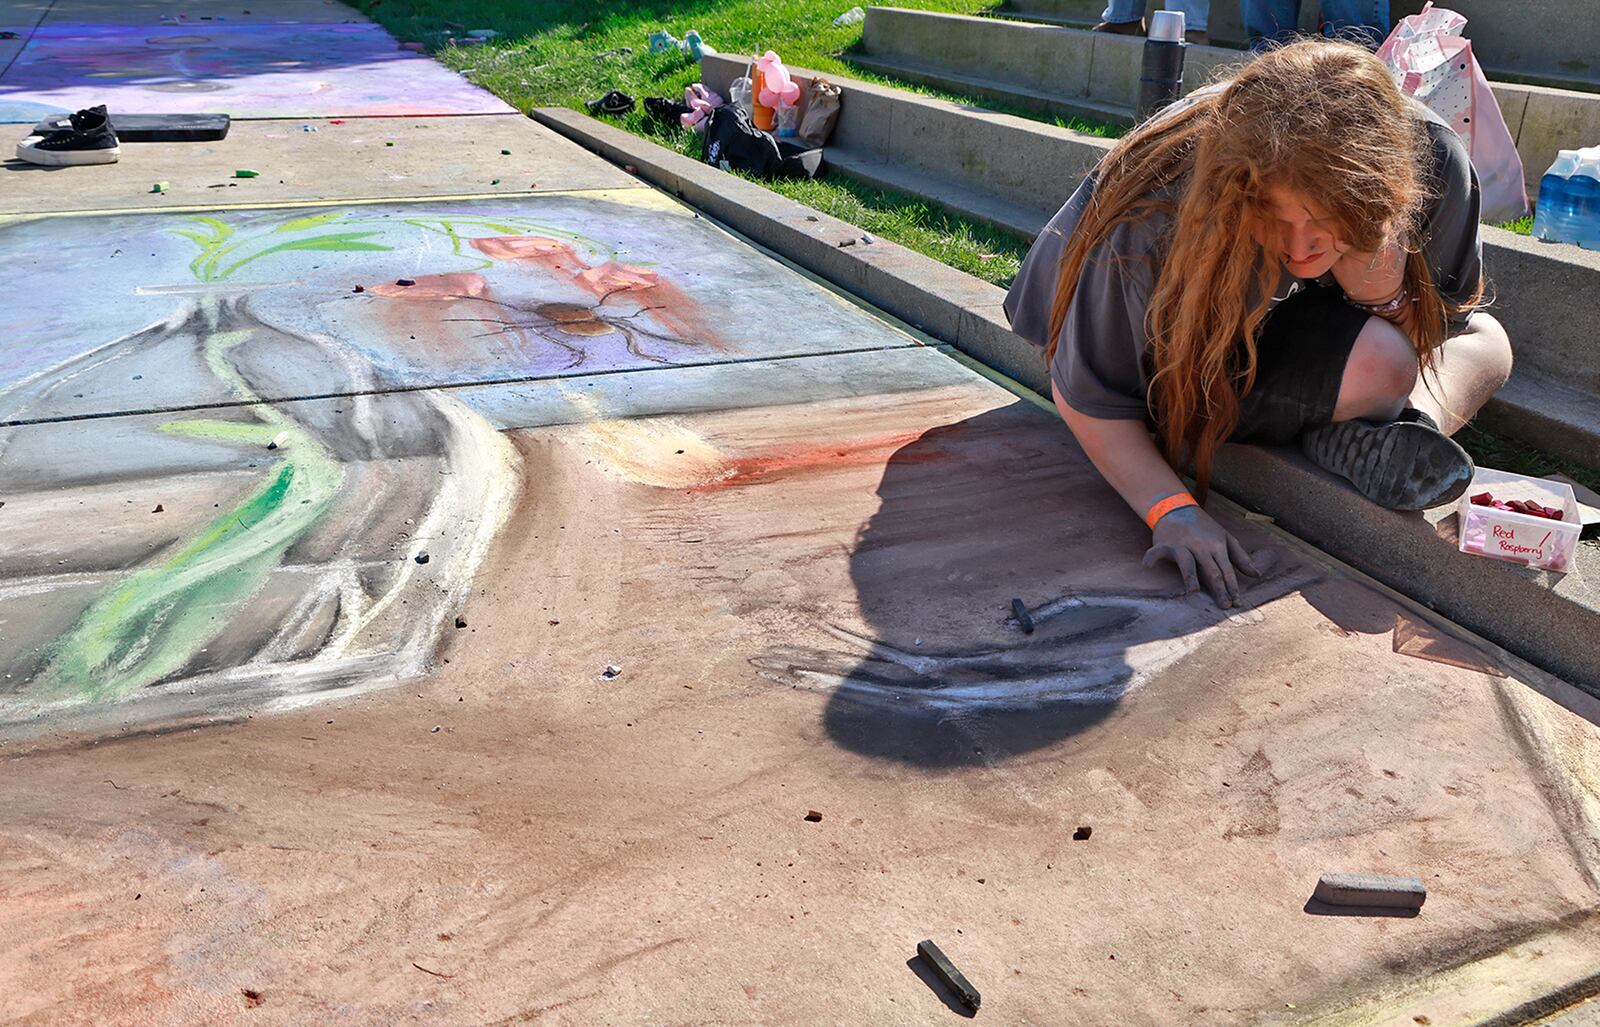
[1532,147,1600,249]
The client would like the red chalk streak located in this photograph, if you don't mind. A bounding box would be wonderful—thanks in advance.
[368,272,487,299]
[691,432,934,491]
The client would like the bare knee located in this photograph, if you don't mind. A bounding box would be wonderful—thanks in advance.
[1460,312,1513,385]
[1334,316,1417,422]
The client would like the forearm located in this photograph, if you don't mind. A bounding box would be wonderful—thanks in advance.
[1051,383,1190,518]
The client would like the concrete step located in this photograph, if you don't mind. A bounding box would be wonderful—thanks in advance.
[846,51,1136,127]
[992,0,1600,92]
[859,7,1242,127]
[1479,374,1600,473]
[699,56,1600,465]
[858,7,1600,194]
[532,105,1600,693]
[703,51,1110,224]
[996,0,1316,49]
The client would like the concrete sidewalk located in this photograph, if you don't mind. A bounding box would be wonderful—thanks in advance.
[2,2,1599,1024]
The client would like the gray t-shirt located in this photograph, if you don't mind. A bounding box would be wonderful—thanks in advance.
[1003,98,1483,421]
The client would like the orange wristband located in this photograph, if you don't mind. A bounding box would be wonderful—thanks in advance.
[1144,492,1198,529]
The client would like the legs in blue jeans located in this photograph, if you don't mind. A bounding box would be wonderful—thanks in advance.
[1318,0,1388,47]
[1099,0,1210,31]
[1100,0,1144,23]
[1167,0,1209,33]
[1241,0,1387,49]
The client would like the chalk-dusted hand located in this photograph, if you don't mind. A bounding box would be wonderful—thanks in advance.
[1143,506,1261,609]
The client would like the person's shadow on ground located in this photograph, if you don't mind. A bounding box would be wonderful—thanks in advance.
[752,401,1315,769]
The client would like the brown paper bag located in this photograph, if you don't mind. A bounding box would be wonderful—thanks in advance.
[798,76,841,147]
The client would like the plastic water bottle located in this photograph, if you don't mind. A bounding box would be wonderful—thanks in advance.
[1571,147,1600,250]
[1532,149,1579,244]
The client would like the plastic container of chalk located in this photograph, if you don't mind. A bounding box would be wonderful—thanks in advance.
[1456,468,1581,572]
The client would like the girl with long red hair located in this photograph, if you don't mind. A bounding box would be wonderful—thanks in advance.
[1006,39,1511,608]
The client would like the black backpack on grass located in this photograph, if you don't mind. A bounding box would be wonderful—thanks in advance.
[702,105,824,180]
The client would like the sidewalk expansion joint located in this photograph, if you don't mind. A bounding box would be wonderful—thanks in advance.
[0,342,928,429]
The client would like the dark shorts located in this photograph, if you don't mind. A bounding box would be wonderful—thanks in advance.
[1231,284,1372,445]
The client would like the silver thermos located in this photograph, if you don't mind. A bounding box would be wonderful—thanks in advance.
[1137,9,1188,123]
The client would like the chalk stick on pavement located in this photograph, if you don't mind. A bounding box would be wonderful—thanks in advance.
[1010,598,1034,635]
[917,939,981,1012]
[1312,872,1426,910]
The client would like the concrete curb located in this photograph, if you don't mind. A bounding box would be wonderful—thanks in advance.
[531,106,1600,695]
[996,0,1600,89]
[858,6,1600,194]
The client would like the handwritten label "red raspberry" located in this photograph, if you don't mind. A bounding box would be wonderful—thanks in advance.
[1491,523,1553,561]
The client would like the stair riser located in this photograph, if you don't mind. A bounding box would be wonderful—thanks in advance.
[865,7,1245,112]
[863,7,1600,193]
[998,0,1600,89]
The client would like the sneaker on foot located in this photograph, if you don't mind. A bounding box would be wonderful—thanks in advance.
[16,104,120,166]
[1300,409,1474,511]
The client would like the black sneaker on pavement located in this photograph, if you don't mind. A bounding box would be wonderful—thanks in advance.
[16,105,120,166]
[1299,408,1474,511]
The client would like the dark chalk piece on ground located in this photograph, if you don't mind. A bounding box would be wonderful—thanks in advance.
[1010,597,1034,634]
[37,113,230,141]
[916,939,981,1013]
[414,552,429,564]
[1312,872,1426,910]
[804,810,823,822]
[1072,825,1092,840]
[395,278,416,287]
[454,616,467,629]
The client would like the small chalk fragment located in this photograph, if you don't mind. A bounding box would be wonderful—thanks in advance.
[352,285,365,293]
[916,939,980,1012]
[152,504,164,513]
[385,140,395,146]
[395,278,416,287]
[600,664,622,680]
[1072,825,1092,840]
[837,237,856,247]
[491,178,500,185]
[1312,872,1426,910]
[150,181,169,193]
[454,615,467,629]
[414,552,430,564]
[500,148,511,155]
[1011,597,1034,634]
[267,430,289,450]
[233,169,259,178]
[804,810,822,822]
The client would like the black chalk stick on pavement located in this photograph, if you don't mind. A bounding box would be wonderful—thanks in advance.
[917,939,981,1012]
[1010,598,1034,634]
[1312,872,1426,910]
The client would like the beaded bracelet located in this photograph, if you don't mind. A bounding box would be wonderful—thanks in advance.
[1346,287,1409,318]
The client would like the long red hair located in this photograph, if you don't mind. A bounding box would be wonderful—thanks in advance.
[1047,39,1479,498]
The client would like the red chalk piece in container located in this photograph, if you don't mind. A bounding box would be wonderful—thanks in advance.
[1457,468,1581,572]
